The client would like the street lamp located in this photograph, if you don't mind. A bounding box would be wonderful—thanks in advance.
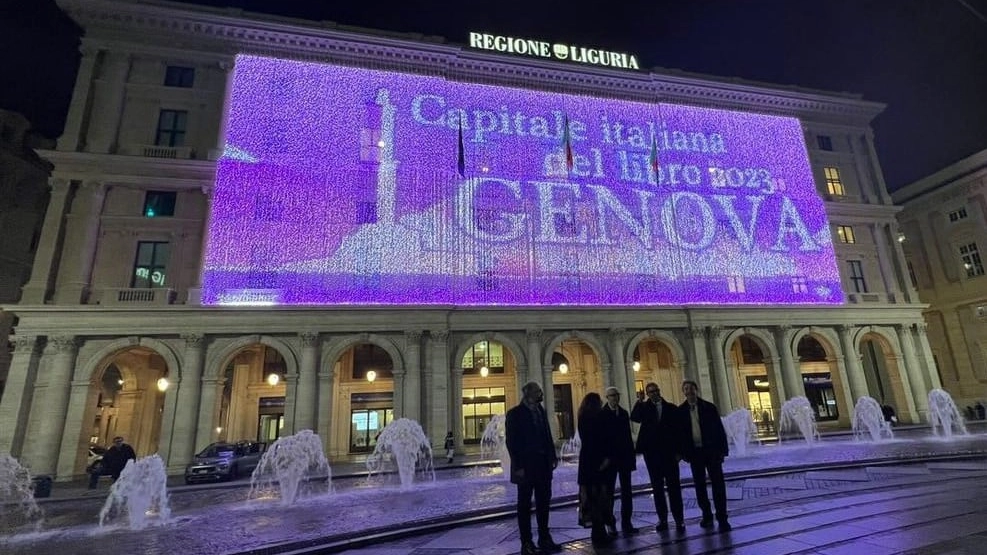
[156,377,170,392]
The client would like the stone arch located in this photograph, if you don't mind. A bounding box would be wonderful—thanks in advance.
[791,326,849,426]
[205,334,300,380]
[452,331,527,373]
[542,330,610,370]
[320,333,406,376]
[625,329,687,366]
[721,326,778,362]
[790,326,840,358]
[76,336,182,383]
[851,326,902,354]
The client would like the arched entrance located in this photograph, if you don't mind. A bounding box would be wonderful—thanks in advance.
[549,338,605,441]
[217,344,288,444]
[83,347,169,459]
[631,337,685,404]
[458,340,519,444]
[859,332,910,421]
[727,333,777,435]
[796,334,843,424]
[333,342,396,455]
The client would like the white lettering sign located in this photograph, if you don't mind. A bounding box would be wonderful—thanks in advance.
[468,32,640,70]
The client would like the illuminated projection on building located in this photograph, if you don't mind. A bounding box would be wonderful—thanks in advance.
[201,55,842,306]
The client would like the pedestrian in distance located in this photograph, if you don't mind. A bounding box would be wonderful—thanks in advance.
[444,431,455,464]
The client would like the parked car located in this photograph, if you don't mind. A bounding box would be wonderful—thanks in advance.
[184,440,266,484]
[87,445,107,474]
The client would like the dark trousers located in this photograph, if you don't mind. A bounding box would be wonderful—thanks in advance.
[517,479,552,542]
[689,449,727,521]
[610,469,634,526]
[643,452,683,524]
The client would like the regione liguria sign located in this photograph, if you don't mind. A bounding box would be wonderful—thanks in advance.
[468,32,641,70]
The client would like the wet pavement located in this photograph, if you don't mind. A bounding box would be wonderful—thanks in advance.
[1,425,986,555]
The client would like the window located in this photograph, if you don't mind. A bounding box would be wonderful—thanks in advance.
[155,109,187,147]
[143,191,176,217]
[816,135,833,151]
[907,260,918,288]
[791,276,808,293]
[848,259,867,293]
[948,208,968,222]
[462,387,506,444]
[132,241,170,288]
[359,128,382,162]
[824,167,845,196]
[835,225,856,244]
[164,66,195,88]
[462,341,506,374]
[727,275,745,293]
[960,242,985,277]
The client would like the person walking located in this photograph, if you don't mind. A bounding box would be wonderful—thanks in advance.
[600,386,638,536]
[101,436,137,482]
[576,392,615,546]
[443,431,455,464]
[506,381,562,554]
[630,382,685,533]
[678,380,731,531]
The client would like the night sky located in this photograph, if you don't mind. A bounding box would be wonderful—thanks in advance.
[4,0,986,190]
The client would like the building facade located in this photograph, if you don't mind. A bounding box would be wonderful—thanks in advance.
[894,149,987,411]
[0,0,941,479]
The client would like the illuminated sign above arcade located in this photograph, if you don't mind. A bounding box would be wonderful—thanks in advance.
[201,54,843,306]
[468,32,640,70]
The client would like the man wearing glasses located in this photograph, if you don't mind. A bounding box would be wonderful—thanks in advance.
[600,386,638,536]
[630,383,685,533]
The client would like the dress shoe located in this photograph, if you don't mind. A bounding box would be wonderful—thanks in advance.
[590,532,612,547]
[699,517,715,529]
[538,536,563,553]
[718,520,732,532]
[520,540,543,555]
[623,524,639,536]
[675,522,686,533]
[655,521,669,532]
[605,523,619,538]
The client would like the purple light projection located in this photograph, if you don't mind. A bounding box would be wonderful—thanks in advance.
[202,54,843,306]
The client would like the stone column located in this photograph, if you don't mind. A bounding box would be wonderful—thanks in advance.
[194,378,220,451]
[402,330,423,421]
[316,340,337,453]
[20,179,72,304]
[23,336,77,474]
[889,221,917,302]
[156,374,181,470]
[775,326,804,399]
[542,363,559,441]
[53,180,107,305]
[912,322,942,390]
[895,324,927,422]
[706,326,732,410]
[294,332,319,432]
[838,325,868,401]
[58,46,99,152]
[608,328,629,400]
[282,371,299,436]
[85,51,131,154]
[450,366,464,451]
[0,336,41,456]
[56,379,95,478]
[211,59,236,159]
[427,330,450,446]
[168,334,205,469]
[186,185,213,305]
[525,329,543,387]
[871,223,899,299]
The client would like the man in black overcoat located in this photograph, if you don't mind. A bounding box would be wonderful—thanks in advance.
[678,380,731,531]
[506,381,561,554]
[630,382,685,533]
[600,386,638,536]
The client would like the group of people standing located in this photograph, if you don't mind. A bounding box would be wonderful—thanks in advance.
[505,380,731,555]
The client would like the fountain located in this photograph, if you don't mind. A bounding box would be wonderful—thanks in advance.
[852,396,894,441]
[479,414,510,477]
[779,396,820,444]
[0,454,42,532]
[928,388,968,438]
[559,431,581,464]
[98,454,170,529]
[722,409,758,456]
[250,429,332,505]
[366,418,435,488]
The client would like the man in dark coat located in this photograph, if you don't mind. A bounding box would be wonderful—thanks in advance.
[600,386,638,536]
[631,382,685,533]
[678,380,731,531]
[506,381,561,554]
[101,436,137,481]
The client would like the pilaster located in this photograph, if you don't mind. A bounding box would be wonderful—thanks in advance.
[85,51,131,154]
[426,330,450,446]
[53,180,107,304]
[838,325,868,401]
[525,328,543,387]
[58,46,99,152]
[23,336,77,475]
[0,336,41,456]
[194,378,220,452]
[168,334,205,469]
[294,332,319,431]
[705,326,731,410]
[608,328,629,401]
[402,330,423,421]
[20,178,72,304]
[774,325,803,399]
[895,324,926,423]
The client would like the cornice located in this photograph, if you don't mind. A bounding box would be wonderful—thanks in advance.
[38,149,216,188]
[59,0,884,126]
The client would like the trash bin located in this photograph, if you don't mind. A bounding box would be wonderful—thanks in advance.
[32,475,52,499]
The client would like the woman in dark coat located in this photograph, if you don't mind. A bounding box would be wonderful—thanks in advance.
[577,392,615,546]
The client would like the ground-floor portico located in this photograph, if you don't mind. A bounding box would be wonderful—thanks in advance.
[0,304,941,479]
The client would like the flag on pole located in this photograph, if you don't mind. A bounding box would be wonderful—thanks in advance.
[563,113,574,173]
[649,132,660,177]
[457,113,466,178]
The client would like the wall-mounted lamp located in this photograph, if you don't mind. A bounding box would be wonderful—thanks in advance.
[156,377,170,392]
[632,361,641,372]
[215,426,223,435]
[479,366,489,378]
[266,373,280,386]
[558,363,569,374]
[366,369,377,383]
[897,233,906,243]
[117,379,124,386]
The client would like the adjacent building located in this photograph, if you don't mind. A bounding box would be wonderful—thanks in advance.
[0,0,941,480]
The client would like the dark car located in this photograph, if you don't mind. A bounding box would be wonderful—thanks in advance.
[184,440,266,484]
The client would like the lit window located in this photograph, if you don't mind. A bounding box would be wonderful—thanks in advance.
[816,135,833,151]
[791,276,807,293]
[727,275,745,293]
[848,260,867,293]
[948,208,968,222]
[359,128,382,162]
[824,167,845,196]
[155,109,187,147]
[835,225,855,244]
[164,66,195,88]
[132,242,169,288]
[960,243,984,277]
[143,191,176,217]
